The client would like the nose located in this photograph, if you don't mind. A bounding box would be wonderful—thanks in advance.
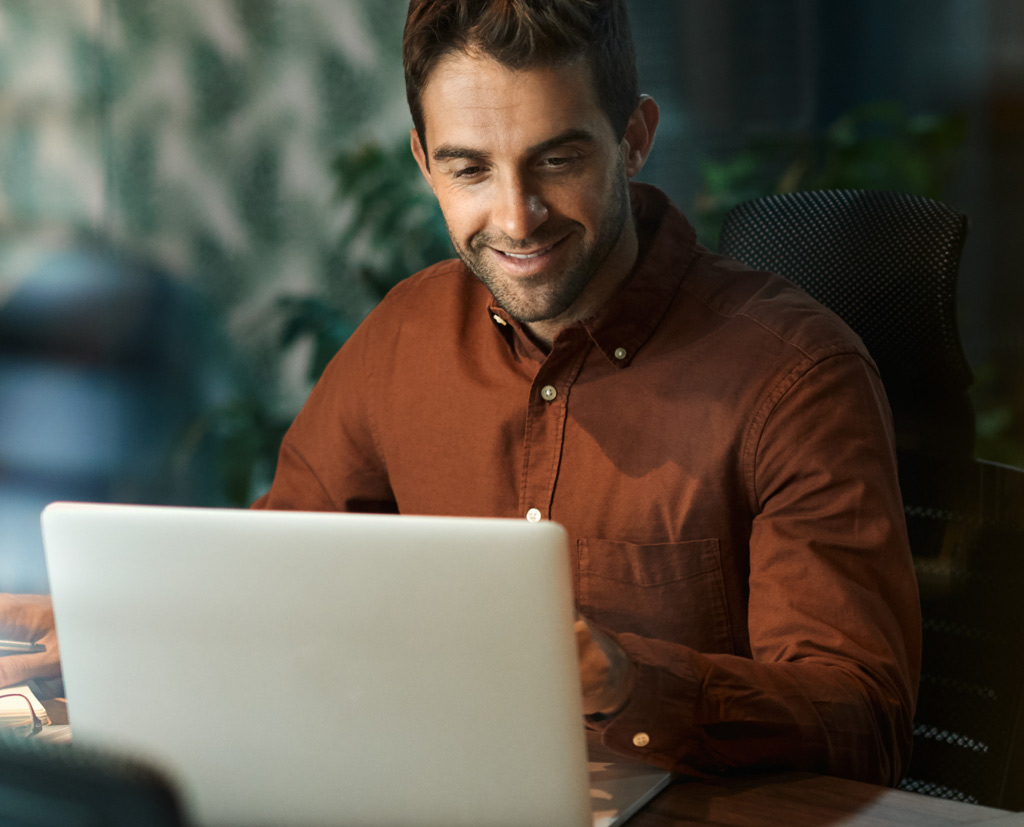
[492,172,549,241]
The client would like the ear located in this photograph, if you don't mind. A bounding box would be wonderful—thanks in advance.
[410,128,434,189]
[620,95,660,179]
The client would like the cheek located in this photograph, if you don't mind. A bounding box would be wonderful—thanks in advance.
[435,189,488,240]
[555,182,613,230]
[554,163,621,215]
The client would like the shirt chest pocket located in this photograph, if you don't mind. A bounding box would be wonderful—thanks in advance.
[577,537,734,654]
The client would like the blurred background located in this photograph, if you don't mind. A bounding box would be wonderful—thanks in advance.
[1,0,1022,593]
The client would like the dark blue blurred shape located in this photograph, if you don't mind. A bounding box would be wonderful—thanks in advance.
[0,241,231,593]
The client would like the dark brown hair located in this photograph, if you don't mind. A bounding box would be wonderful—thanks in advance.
[403,0,639,152]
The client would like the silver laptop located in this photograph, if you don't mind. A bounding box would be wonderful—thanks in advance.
[42,503,670,827]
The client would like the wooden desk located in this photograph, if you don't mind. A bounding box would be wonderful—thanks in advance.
[628,772,1015,827]
[40,697,68,726]
[29,716,1020,825]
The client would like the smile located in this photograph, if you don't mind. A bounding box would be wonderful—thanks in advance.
[497,243,556,260]
[477,232,574,279]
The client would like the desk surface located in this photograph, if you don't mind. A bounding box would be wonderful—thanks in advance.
[35,702,1019,826]
[628,772,1015,827]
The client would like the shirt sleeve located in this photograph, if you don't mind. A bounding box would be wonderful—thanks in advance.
[251,321,397,514]
[589,351,921,787]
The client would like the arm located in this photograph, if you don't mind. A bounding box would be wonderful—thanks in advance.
[252,319,396,514]
[586,352,921,786]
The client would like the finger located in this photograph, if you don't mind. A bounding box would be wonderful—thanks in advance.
[0,654,31,689]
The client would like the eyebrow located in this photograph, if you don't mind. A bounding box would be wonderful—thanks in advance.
[430,127,598,164]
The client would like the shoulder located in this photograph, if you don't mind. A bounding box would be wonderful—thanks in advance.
[379,257,472,305]
[325,256,502,384]
[679,249,873,368]
[346,257,487,346]
[378,256,485,314]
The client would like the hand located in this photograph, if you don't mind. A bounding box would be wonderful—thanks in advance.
[0,593,61,688]
[575,613,635,717]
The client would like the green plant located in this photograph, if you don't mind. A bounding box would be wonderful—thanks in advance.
[971,362,1024,468]
[695,101,967,248]
[698,101,1024,468]
[274,139,452,381]
[331,141,453,299]
[208,138,451,504]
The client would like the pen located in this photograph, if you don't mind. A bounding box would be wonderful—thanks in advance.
[0,640,46,655]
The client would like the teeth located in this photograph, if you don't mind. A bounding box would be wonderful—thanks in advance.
[504,247,549,259]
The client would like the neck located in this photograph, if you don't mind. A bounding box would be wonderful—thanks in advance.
[525,216,639,350]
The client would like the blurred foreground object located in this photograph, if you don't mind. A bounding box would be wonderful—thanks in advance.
[0,237,232,592]
[0,735,184,826]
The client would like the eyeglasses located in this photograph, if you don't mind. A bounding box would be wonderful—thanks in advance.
[0,693,44,738]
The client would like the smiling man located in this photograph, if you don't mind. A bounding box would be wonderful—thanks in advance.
[3,0,921,786]
[251,0,921,785]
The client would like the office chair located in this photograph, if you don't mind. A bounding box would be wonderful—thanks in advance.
[718,188,974,457]
[718,189,1024,809]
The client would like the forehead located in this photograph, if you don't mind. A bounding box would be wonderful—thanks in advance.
[419,51,614,154]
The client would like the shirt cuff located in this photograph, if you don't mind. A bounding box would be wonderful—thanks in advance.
[586,633,702,772]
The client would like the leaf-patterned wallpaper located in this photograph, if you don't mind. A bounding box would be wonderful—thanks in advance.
[0,0,413,591]
[1,0,410,372]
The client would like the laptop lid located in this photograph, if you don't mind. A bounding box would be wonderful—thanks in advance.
[42,503,595,827]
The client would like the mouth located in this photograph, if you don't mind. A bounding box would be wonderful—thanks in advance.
[486,235,569,276]
[496,242,557,260]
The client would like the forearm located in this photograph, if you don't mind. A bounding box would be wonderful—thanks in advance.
[588,634,913,785]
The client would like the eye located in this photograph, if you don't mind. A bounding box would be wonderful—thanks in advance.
[452,164,486,180]
[538,150,586,174]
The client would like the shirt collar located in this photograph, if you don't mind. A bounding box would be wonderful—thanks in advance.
[580,182,697,367]
[486,182,699,366]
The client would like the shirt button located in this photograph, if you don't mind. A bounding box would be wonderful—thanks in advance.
[613,347,628,360]
[526,508,542,523]
[632,732,650,748]
[540,385,558,402]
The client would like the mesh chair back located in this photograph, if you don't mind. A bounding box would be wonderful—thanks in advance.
[718,188,971,392]
[718,190,974,456]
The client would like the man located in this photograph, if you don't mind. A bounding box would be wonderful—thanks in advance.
[253,0,920,785]
[5,0,920,785]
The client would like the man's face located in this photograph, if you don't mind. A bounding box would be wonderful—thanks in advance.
[411,51,642,339]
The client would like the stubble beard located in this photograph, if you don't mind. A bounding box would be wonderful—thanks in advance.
[448,174,632,325]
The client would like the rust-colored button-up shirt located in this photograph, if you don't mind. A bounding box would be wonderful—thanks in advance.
[255,183,921,785]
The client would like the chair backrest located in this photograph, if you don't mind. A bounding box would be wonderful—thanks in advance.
[718,188,973,457]
[896,451,1024,808]
[719,189,1024,809]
